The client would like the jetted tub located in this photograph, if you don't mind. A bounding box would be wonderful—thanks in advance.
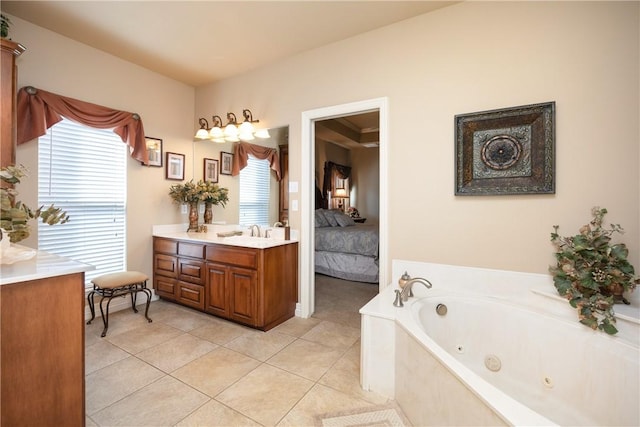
[360,260,640,426]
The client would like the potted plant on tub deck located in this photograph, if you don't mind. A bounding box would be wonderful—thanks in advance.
[550,207,639,334]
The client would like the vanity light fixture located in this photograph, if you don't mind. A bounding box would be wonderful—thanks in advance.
[194,109,270,142]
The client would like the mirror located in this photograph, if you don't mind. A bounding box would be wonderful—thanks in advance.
[192,126,289,226]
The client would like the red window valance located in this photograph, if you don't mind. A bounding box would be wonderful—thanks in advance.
[16,86,149,164]
[231,141,281,181]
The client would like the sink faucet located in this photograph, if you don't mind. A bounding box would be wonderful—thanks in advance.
[249,224,261,237]
[393,272,433,307]
[273,221,284,227]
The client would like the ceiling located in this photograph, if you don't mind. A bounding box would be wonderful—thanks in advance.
[1,1,455,87]
[316,111,380,149]
[2,1,456,149]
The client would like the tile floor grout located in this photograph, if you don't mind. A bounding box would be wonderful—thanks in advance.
[85,275,384,426]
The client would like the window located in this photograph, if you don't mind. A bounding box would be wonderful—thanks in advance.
[38,118,127,288]
[239,155,270,225]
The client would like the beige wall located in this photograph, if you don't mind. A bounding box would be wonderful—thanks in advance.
[11,15,194,279]
[9,1,639,288]
[196,1,639,277]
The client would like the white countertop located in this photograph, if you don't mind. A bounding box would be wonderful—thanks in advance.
[152,224,299,249]
[0,246,95,286]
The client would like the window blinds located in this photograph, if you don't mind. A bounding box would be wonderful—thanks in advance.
[38,118,127,288]
[239,155,270,226]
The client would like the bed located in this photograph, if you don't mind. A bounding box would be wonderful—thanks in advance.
[314,209,379,283]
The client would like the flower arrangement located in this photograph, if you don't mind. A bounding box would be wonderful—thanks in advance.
[197,180,229,207]
[168,180,201,205]
[550,207,639,334]
[347,206,360,218]
[168,180,229,206]
[1,165,70,243]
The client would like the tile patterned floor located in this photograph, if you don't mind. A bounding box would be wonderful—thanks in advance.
[85,274,383,426]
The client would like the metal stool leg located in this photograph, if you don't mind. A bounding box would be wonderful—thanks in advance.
[86,289,96,325]
[98,295,113,338]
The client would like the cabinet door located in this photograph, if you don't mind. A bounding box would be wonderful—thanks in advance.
[153,276,177,300]
[229,266,258,326]
[176,281,205,311]
[154,254,178,278]
[178,258,205,285]
[206,263,229,317]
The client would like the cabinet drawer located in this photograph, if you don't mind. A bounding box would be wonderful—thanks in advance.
[178,258,205,285]
[154,238,177,255]
[154,276,177,299]
[178,242,205,258]
[176,281,205,311]
[154,254,178,278]
[206,245,257,269]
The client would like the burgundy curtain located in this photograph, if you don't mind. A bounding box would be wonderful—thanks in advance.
[322,161,351,207]
[16,86,149,164]
[231,142,281,181]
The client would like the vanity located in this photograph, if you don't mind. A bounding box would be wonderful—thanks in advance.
[0,249,93,427]
[152,225,298,331]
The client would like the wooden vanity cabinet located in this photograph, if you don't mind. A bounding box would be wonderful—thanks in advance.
[153,238,206,310]
[153,237,298,330]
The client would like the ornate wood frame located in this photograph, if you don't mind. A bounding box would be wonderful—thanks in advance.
[455,102,555,195]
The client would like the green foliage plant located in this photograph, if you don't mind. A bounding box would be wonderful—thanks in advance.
[1,165,70,243]
[197,180,228,207]
[1,14,10,38]
[550,207,639,334]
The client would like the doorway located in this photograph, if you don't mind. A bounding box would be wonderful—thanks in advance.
[299,98,389,318]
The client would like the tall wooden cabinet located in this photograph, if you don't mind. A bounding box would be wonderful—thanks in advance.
[1,38,25,170]
[153,237,298,331]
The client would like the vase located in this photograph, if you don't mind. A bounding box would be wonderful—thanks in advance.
[0,228,36,264]
[187,202,199,232]
[204,203,213,224]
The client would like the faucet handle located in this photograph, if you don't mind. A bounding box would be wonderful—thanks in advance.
[393,289,404,307]
[398,271,411,289]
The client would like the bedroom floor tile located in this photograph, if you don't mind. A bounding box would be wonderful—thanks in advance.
[86,274,388,426]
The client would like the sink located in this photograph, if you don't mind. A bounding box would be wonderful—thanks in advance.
[221,235,285,248]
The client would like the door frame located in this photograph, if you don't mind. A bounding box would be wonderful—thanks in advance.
[299,97,389,317]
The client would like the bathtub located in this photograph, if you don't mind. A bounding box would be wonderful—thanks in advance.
[360,260,640,426]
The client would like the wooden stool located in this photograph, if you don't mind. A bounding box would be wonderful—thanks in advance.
[86,271,152,337]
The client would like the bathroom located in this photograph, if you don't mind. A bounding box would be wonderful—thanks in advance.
[3,1,638,425]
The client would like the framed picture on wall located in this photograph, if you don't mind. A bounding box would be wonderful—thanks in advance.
[166,152,185,180]
[144,137,163,167]
[220,152,233,175]
[454,101,555,195]
[204,158,219,183]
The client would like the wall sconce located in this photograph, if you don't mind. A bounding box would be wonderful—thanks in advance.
[194,109,270,143]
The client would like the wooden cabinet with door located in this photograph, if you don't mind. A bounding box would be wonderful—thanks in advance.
[153,236,297,331]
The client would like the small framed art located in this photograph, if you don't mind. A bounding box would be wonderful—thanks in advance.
[166,152,185,180]
[220,152,233,175]
[455,101,555,196]
[204,158,219,183]
[144,137,163,167]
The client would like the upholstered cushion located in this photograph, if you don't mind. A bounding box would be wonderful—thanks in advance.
[92,271,148,289]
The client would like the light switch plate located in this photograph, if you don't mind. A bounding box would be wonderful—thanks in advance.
[291,200,298,211]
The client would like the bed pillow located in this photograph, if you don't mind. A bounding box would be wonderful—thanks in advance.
[315,209,330,227]
[322,209,340,227]
[335,212,356,227]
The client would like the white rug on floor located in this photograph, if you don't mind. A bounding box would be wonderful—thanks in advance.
[316,404,411,427]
